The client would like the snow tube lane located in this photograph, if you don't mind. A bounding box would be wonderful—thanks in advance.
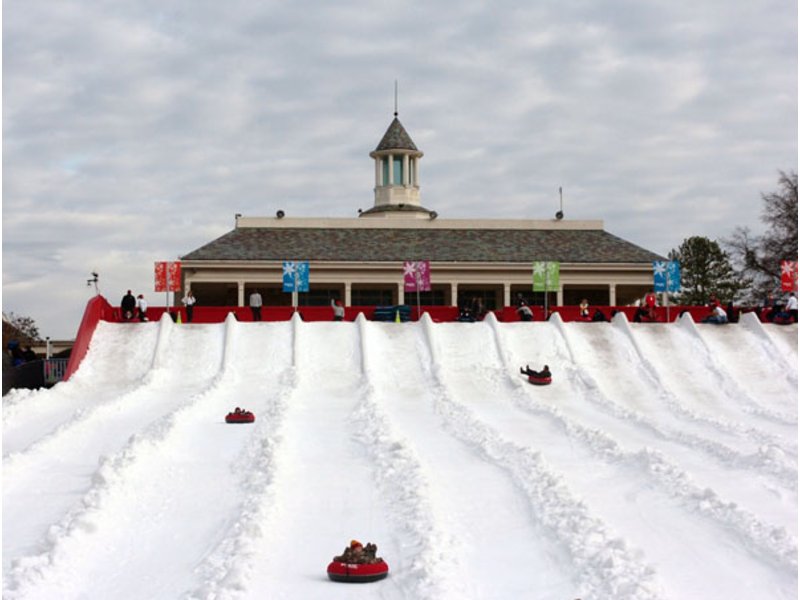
[431,318,797,599]
[423,316,663,599]
[2,322,159,456]
[693,317,797,422]
[2,320,228,593]
[356,317,577,599]
[240,320,400,599]
[552,318,798,520]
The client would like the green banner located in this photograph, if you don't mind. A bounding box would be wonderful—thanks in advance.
[532,261,560,291]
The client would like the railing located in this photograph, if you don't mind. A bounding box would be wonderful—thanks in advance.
[44,358,69,385]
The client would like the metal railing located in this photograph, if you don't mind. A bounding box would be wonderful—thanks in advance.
[2,358,70,395]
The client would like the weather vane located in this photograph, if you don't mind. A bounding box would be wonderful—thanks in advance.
[87,271,100,295]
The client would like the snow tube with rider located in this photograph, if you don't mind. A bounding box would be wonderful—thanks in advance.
[225,410,255,423]
[528,375,552,386]
[327,560,389,583]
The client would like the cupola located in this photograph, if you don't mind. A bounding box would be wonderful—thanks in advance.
[360,114,434,219]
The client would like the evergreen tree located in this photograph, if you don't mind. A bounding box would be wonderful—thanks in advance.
[668,236,744,305]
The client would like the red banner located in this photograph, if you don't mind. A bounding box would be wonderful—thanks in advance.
[780,260,798,292]
[155,261,182,292]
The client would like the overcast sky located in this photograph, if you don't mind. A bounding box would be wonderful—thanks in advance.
[3,0,797,339]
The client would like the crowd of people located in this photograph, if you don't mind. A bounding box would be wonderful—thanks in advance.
[6,340,37,367]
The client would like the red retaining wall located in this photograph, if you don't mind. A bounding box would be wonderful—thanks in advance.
[63,295,116,381]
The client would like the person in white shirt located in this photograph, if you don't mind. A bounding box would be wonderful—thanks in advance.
[786,292,797,322]
[137,294,148,322]
[182,290,196,322]
[702,304,727,324]
[249,290,263,321]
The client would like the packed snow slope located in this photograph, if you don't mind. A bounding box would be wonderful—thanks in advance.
[2,311,797,600]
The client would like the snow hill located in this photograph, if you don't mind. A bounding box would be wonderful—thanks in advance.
[2,312,797,600]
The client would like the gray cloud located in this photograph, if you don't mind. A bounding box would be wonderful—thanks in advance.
[3,0,796,337]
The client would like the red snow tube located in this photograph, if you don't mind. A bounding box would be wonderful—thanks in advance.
[225,411,255,423]
[327,560,389,583]
[528,375,552,386]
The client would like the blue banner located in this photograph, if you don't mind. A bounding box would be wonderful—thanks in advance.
[283,261,309,292]
[653,261,680,292]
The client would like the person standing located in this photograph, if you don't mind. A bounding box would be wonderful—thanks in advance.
[249,289,263,321]
[137,294,149,321]
[331,298,345,321]
[182,290,196,322]
[579,298,590,319]
[121,290,136,321]
[786,292,798,323]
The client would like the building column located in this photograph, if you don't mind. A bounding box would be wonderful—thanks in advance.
[504,283,511,307]
[450,282,458,306]
[609,283,617,306]
[374,158,382,187]
[397,282,405,305]
[345,282,352,306]
[557,287,564,306]
[388,153,394,185]
[237,281,245,307]
[402,154,410,186]
[412,157,419,187]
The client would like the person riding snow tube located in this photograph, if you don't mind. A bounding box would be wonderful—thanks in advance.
[327,540,389,583]
[520,364,552,385]
[225,407,255,423]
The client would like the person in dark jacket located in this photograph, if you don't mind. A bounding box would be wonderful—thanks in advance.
[520,364,551,378]
[121,290,137,321]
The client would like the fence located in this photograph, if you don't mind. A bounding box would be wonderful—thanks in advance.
[2,358,69,396]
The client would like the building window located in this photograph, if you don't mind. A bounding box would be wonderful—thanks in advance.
[406,289,445,305]
[352,288,394,306]
[393,156,403,185]
[382,158,389,186]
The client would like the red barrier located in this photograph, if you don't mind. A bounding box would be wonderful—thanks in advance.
[63,295,116,381]
[102,302,722,326]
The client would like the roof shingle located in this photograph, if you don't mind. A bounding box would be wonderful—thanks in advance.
[182,227,664,263]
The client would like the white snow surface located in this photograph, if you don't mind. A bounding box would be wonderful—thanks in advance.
[2,311,797,600]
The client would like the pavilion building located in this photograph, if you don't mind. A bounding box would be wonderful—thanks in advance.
[180,115,663,310]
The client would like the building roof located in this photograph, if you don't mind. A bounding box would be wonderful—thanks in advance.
[374,117,418,152]
[182,226,664,263]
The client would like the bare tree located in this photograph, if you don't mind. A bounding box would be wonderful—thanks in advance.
[724,171,798,304]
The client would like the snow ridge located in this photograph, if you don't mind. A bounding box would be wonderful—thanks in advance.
[353,316,457,599]
[4,371,231,597]
[551,317,797,491]
[612,313,790,449]
[428,314,665,600]
[500,318,798,574]
[184,370,296,600]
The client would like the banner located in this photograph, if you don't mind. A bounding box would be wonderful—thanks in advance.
[653,260,681,292]
[403,260,431,292]
[283,261,309,292]
[781,260,798,292]
[532,261,559,292]
[154,261,181,292]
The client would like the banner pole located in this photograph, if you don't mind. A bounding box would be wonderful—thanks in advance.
[165,265,170,319]
[544,261,549,318]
